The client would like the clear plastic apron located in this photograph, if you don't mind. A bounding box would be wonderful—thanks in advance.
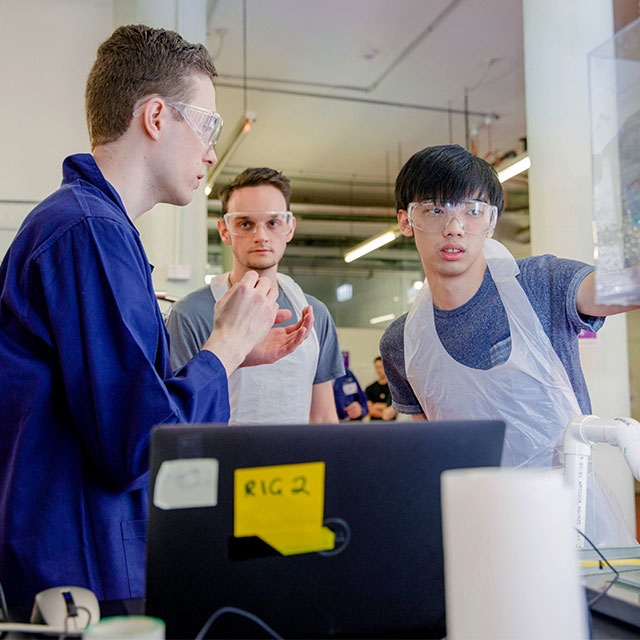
[210,272,319,425]
[404,238,635,545]
[405,238,581,467]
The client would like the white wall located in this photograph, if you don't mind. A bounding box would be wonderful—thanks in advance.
[0,0,113,256]
[336,326,385,390]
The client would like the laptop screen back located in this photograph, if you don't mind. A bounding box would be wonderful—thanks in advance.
[146,420,505,639]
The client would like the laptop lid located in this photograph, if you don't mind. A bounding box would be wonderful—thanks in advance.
[146,420,505,639]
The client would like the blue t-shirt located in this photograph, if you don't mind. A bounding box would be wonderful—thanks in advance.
[0,154,229,605]
[380,255,603,415]
[166,284,344,384]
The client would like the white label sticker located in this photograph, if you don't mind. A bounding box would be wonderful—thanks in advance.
[342,382,358,395]
[153,458,219,510]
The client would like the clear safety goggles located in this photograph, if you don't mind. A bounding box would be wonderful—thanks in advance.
[407,199,498,235]
[133,101,223,151]
[223,211,293,236]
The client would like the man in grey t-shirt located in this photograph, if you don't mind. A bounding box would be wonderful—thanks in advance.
[167,167,344,425]
[380,144,640,468]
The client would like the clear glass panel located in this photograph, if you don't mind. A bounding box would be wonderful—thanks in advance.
[590,17,640,304]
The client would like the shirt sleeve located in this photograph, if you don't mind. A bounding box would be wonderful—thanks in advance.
[306,295,345,384]
[35,217,229,491]
[380,315,423,415]
[165,287,214,370]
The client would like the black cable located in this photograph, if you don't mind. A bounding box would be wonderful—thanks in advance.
[195,606,282,640]
[576,528,620,607]
[58,604,93,640]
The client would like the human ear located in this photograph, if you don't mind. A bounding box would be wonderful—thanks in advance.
[285,215,297,243]
[217,218,232,246]
[140,98,164,142]
[398,210,414,237]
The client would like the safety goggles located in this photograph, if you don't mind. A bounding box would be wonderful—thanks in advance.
[133,100,223,151]
[407,199,497,235]
[223,212,293,236]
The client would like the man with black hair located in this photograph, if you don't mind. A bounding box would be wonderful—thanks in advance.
[380,144,639,467]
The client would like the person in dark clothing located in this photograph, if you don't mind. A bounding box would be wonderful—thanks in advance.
[366,356,397,421]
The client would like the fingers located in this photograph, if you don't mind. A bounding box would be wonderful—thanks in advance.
[274,308,293,324]
[236,271,277,303]
[236,270,260,288]
[285,305,314,334]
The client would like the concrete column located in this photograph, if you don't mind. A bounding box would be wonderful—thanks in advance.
[114,0,209,298]
[523,0,635,532]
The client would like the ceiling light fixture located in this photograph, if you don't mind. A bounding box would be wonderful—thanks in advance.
[370,313,396,325]
[497,152,530,183]
[343,224,401,263]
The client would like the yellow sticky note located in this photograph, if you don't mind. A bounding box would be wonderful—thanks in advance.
[234,462,335,556]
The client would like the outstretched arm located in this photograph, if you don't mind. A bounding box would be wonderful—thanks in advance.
[577,272,640,317]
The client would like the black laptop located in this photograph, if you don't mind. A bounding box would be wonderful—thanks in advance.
[145,420,505,639]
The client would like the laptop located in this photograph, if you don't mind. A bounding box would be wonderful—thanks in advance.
[145,420,505,639]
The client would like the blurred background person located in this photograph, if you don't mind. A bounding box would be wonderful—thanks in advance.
[333,352,368,421]
[366,356,397,421]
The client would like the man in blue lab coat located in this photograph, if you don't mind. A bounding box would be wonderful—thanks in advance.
[0,24,312,606]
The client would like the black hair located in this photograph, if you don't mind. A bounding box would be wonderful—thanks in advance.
[394,145,504,217]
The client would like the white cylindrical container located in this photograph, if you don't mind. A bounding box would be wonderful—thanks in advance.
[441,468,588,640]
[83,615,165,640]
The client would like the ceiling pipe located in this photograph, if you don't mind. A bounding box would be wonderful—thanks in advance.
[208,200,396,218]
[215,0,464,94]
[215,82,499,119]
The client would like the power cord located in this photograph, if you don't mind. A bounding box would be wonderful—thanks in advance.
[576,528,620,607]
[195,606,282,640]
[58,604,93,640]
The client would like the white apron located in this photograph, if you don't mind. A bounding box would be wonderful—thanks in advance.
[404,238,635,546]
[405,238,580,467]
[210,272,319,425]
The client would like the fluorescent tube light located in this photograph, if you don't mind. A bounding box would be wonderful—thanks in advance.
[497,153,530,183]
[370,313,396,325]
[344,225,401,263]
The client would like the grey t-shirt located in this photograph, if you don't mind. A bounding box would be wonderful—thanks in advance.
[166,283,344,384]
[380,254,604,415]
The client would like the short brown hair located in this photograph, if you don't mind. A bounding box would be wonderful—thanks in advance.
[218,168,292,214]
[85,24,217,148]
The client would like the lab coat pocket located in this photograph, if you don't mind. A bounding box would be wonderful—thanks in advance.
[121,519,147,598]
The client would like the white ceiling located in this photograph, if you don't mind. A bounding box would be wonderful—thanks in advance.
[206,0,526,208]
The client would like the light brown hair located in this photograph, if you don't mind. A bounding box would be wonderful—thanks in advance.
[85,24,217,148]
[218,168,292,214]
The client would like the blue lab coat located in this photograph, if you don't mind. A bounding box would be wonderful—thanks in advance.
[332,369,368,420]
[0,154,230,605]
